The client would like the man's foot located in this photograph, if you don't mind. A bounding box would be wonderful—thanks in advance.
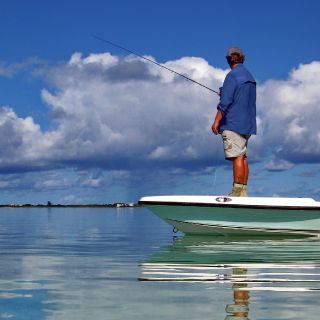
[228,183,243,197]
[240,184,248,197]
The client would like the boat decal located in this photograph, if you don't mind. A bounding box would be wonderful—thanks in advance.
[215,196,232,203]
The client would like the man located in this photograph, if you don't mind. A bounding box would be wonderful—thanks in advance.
[212,47,256,197]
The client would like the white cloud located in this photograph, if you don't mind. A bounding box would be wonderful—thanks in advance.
[62,194,79,204]
[264,159,294,171]
[39,53,225,170]
[77,170,105,188]
[69,52,119,68]
[0,53,320,178]
[0,57,45,78]
[0,106,50,169]
[257,61,320,161]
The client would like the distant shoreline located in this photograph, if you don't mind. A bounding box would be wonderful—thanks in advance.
[0,203,142,208]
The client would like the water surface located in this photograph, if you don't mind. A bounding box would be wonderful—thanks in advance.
[0,207,319,319]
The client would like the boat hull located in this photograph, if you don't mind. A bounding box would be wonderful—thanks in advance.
[140,196,320,236]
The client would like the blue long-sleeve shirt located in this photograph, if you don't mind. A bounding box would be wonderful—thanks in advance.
[217,64,257,135]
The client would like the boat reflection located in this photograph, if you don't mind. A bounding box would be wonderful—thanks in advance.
[140,235,320,319]
[142,235,320,267]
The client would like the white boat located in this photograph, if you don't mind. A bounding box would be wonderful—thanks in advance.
[138,195,320,236]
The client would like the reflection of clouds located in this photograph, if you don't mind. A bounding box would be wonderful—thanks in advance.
[1,208,320,319]
[0,313,14,319]
[21,256,67,279]
[2,255,145,319]
[80,228,103,239]
[0,293,32,299]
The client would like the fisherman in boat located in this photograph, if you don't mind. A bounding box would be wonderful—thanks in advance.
[211,47,256,197]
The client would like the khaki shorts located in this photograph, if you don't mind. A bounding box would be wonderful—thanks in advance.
[221,130,250,159]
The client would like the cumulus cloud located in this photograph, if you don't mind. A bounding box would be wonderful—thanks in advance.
[0,106,53,172]
[257,61,320,163]
[0,52,319,177]
[40,52,226,170]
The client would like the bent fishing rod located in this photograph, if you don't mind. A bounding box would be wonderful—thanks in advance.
[92,34,219,95]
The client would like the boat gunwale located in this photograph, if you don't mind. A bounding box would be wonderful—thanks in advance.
[138,200,320,211]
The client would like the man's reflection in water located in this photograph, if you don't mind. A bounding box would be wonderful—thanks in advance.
[225,268,250,320]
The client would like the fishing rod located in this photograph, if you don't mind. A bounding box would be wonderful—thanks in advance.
[92,34,219,95]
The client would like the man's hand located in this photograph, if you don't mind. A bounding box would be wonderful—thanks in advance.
[211,121,219,135]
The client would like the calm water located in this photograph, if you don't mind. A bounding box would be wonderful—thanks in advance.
[0,207,320,319]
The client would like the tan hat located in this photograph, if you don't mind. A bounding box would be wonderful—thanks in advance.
[227,47,244,56]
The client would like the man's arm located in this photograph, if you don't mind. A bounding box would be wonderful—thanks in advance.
[218,74,236,114]
[211,109,223,135]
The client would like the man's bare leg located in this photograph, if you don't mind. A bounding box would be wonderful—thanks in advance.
[241,156,249,196]
[229,155,248,197]
[243,155,249,184]
[232,155,245,184]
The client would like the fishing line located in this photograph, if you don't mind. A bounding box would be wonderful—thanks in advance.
[92,34,219,95]
[213,167,218,190]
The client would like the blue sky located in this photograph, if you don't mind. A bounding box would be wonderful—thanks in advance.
[0,0,320,204]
